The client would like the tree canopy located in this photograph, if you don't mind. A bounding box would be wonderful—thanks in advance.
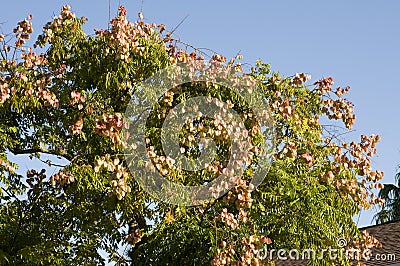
[375,171,400,224]
[0,6,386,266]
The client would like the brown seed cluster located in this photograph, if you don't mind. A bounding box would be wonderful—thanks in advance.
[20,49,46,68]
[69,116,83,135]
[0,80,11,104]
[125,228,142,245]
[0,158,15,173]
[314,77,334,94]
[277,141,297,159]
[224,179,254,210]
[36,5,76,46]
[217,208,239,230]
[50,171,74,187]
[345,230,382,265]
[94,155,131,200]
[211,242,236,266]
[290,72,311,86]
[95,113,126,143]
[316,77,355,129]
[212,235,272,266]
[70,90,86,110]
[326,134,385,208]
[26,169,46,196]
[13,15,33,48]
[95,6,161,61]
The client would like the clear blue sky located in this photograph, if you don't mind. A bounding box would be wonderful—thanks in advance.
[2,0,400,227]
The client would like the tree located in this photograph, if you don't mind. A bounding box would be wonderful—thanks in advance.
[0,5,385,266]
[375,171,400,224]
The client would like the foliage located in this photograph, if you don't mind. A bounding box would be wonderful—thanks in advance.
[0,5,385,266]
[375,171,400,224]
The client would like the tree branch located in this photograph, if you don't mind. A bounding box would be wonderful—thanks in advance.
[9,147,72,161]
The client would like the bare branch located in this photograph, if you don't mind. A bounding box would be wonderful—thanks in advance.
[9,147,72,161]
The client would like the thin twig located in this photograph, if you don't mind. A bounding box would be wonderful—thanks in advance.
[170,15,189,36]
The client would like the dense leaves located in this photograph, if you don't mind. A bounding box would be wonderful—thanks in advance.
[0,5,385,266]
[375,172,400,224]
